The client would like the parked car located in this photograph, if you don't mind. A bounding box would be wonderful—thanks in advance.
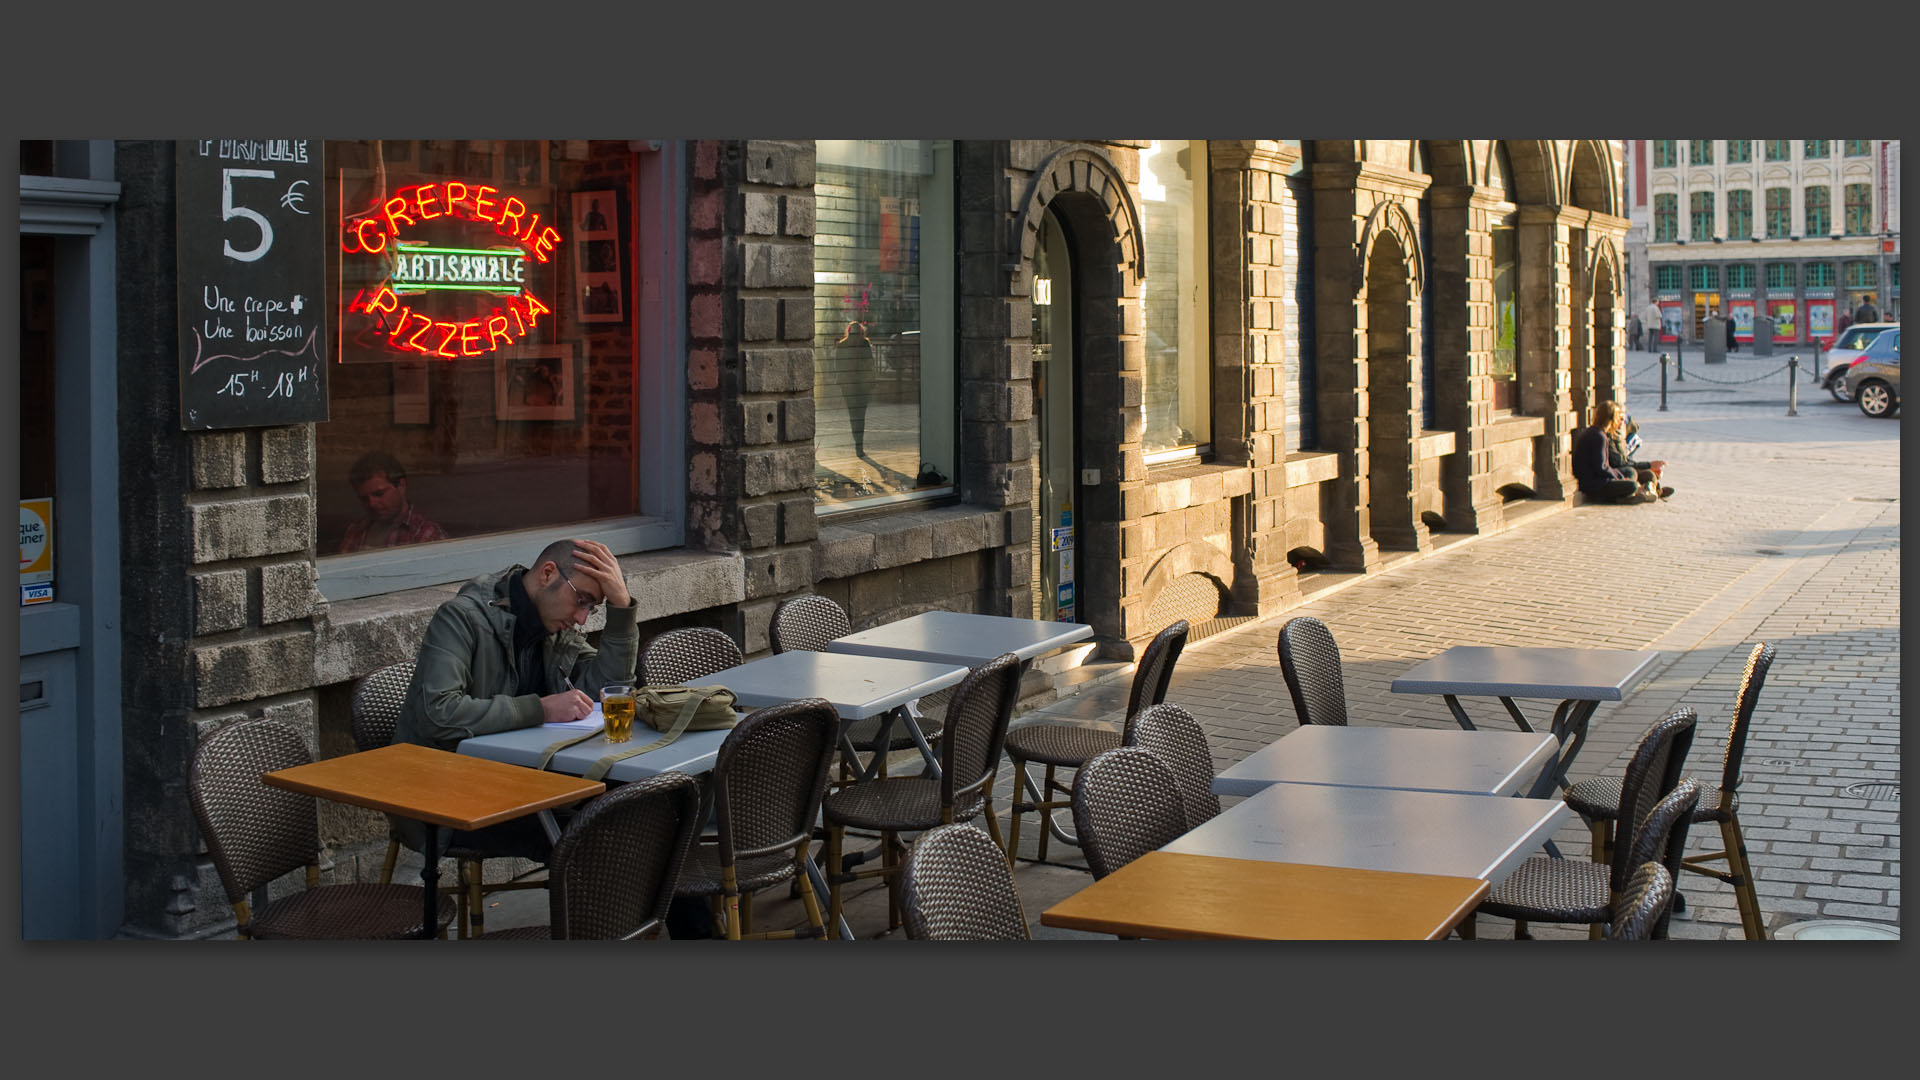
[1822,322,1899,401]
[1845,328,1900,418]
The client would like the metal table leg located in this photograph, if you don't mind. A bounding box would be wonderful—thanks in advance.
[420,823,441,940]
[805,850,855,941]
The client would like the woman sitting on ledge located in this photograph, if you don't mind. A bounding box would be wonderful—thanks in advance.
[1573,400,1654,504]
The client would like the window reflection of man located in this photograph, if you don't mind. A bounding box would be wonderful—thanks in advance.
[340,451,448,553]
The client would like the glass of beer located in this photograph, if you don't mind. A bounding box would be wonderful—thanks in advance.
[600,684,636,743]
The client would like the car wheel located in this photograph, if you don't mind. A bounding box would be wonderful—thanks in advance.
[1856,380,1896,418]
[1829,376,1853,403]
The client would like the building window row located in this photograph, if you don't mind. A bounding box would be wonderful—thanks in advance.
[1690,191,1714,241]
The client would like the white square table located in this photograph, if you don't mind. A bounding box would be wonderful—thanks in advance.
[700,649,970,781]
[824,610,1093,668]
[1210,726,1559,799]
[1161,782,1572,887]
[1390,646,1660,797]
[458,724,731,784]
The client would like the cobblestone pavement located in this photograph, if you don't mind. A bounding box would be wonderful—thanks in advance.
[483,345,1898,941]
[997,344,1900,941]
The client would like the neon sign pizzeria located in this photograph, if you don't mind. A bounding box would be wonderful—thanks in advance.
[342,181,563,358]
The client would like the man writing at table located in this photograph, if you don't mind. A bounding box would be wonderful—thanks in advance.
[394,537,636,860]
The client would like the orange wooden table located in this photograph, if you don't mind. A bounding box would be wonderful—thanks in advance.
[263,743,605,938]
[1040,851,1489,941]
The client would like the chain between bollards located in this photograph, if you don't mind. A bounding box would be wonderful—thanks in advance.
[1787,355,1799,416]
[1659,353,1669,411]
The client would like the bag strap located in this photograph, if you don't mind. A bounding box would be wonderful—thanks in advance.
[580,689,715,782]
[537,727,604,771]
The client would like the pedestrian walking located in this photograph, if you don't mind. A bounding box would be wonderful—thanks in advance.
[1726,310,1738,354]
[1628,314,1643,351]
[1641,301,1663,351]
[1854,294,1880,324]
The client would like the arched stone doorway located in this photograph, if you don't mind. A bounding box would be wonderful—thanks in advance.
[1365,230,1422,550]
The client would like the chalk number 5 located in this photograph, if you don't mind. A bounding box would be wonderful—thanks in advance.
[222,168,276,262]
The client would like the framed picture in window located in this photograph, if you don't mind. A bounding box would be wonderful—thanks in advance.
[391,360,431,425]
[572,190,624,324]
[494,344,576,422]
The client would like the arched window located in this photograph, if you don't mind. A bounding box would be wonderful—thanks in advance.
[1487,144,1519,413]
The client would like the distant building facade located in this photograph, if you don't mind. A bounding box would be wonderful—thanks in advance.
[1626,139,1901,348]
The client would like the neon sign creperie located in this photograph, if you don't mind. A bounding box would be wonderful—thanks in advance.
[342,180,565,359]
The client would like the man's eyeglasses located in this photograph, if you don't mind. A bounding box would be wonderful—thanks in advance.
[560,572,603,614]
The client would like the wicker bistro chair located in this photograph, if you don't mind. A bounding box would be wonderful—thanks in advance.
[1607,863,1678,942]
[821,652,1023,935]
[351,660,544,939]
[1563,642,1776,940]
[642,626,744,686]
[1003,619,1189,864]
[1124,702,1221,830]
[1070,747,1190,881]
[188,717,457,940]
[1469,709,1700,940]
[900,823,1031,941]
[484,772,705,940]
[1276,617,1350,727]
[770,593,946,783]
[672,698,841,940]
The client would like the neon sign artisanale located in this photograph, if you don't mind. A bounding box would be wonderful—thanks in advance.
[342,180,564,359]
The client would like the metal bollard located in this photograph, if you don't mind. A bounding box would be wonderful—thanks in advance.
[1787,356,1799,416]
[1674,337,1684,382]
[1659,353,1669,411]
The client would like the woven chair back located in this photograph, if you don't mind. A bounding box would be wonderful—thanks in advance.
[901,824,1031,940]
[938,653,1023,820]
[1625,776,1702,893]
[188,718,321,903]
[1716,642,1775,806]
[548,771,704,940]
[1608,863,1675,941]
[1127,702,1221,829]
[1610,707,1697,892]
[1071,746,1188,880]
[349,660,415,753]
[643,627,744,685]
[1277,617,1349,727]
[1122,620,1189,738]
[770,594,850,653]
[710,698,840,865]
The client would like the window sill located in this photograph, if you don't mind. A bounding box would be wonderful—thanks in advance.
[817,503,1009,580]
[1415,430,1457,460]
[1486,415,1546,442]
[1144,460,1252,514]
[313,547,745,685]
[1283,451,1340,489]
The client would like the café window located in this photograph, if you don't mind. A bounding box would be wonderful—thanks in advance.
[1805,186,1831,236]
[1689,140,1713,166]
[1689,265,1720,291]
[1726,140,1752,164]
[1653,193,1678,242]
[1843,183,1873,235]
[1727,189,1752,238]
[1140,139,1211,461]
[1490,226,1520,413]
[1805,261,1834,288]
[811,140,956,512]
[1765,262,1794,290]
[1690,191,1715,241]
[1764,187,1791,238]
[1656,265,1683,291]
[1845,261,1877,289]
[318,140,680,600]
[1726,264,1755,290]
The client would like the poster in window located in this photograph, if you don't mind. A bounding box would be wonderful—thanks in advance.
[1769,300,1797,342]
[571,190,623,324]
[494,344,575,421]
[1659,302,1685,343]
[1729,300,1754,342]
[1807,300,1836,345]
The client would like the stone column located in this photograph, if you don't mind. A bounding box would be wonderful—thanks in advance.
[1519,204,1575,501]
[1428,185,1508,535]
[1309,159,1378,572]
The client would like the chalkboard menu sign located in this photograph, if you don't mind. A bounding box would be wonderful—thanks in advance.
[177,140,330,430]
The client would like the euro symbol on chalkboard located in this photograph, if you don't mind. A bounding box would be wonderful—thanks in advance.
[280,179,310,215]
